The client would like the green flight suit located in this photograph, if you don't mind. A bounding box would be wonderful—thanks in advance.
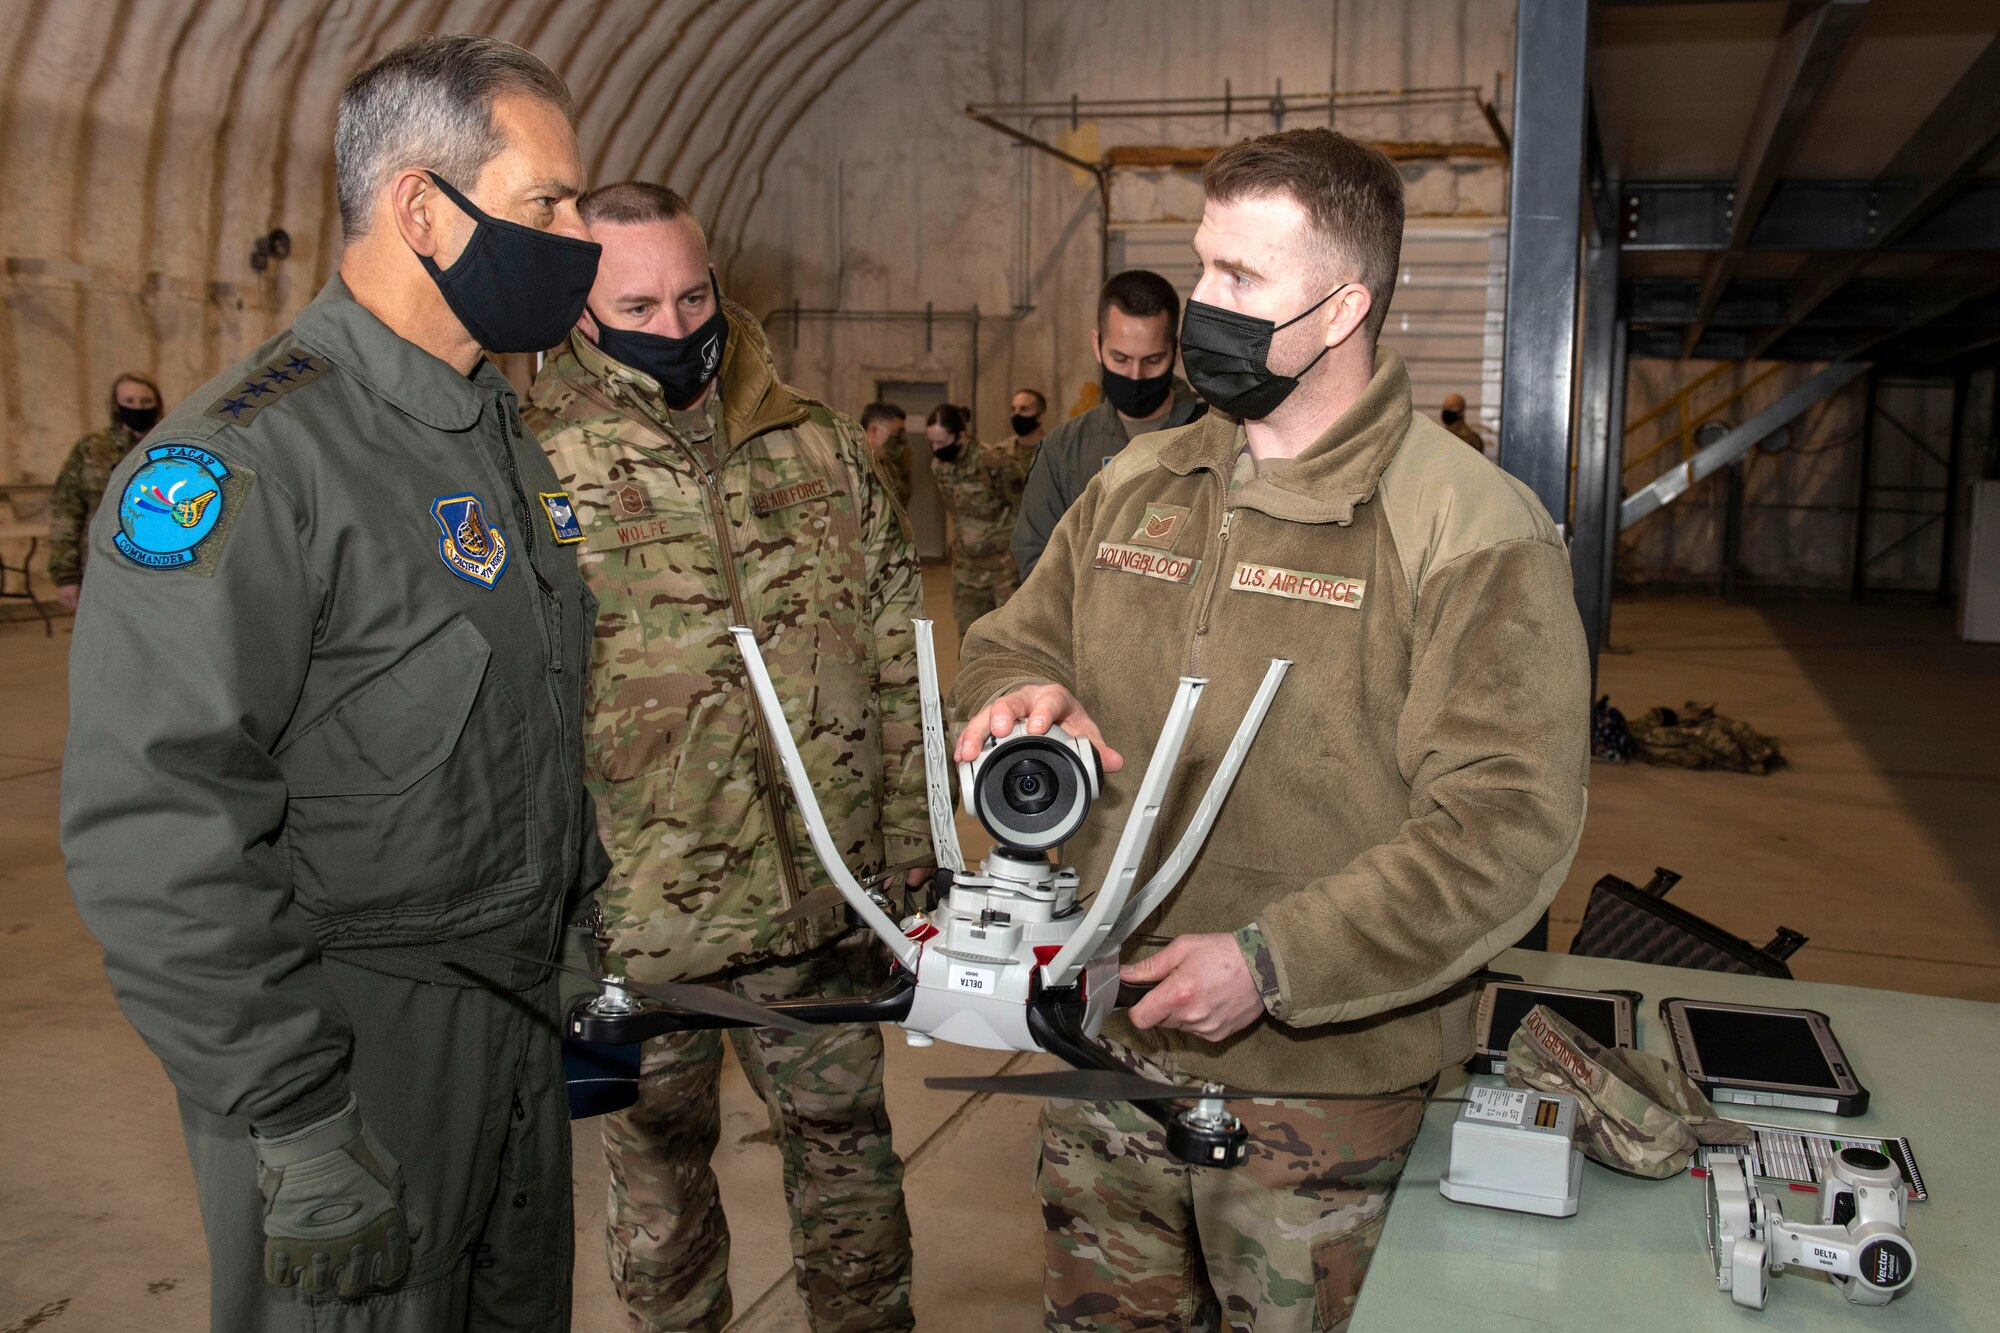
[61,275,608,1333]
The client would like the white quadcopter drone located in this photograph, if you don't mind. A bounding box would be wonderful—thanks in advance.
[497,620,1458,1166]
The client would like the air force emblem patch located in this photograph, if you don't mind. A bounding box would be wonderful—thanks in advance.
[431,493,510,587]
[114,444,232,569]
[539,491,585,544]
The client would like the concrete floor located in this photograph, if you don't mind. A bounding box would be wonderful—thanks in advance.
[2,575,1996,1331]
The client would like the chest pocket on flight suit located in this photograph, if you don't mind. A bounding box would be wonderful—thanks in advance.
[276,615,537,935]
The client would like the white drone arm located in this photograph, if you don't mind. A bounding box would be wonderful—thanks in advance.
[1105,659,1291,950]
[911,619,965,874]
[729,626,921,970]
[1039,676,1206,989]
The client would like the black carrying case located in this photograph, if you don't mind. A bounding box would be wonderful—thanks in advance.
[1568,868,1805,978]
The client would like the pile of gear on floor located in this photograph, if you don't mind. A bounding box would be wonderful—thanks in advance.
[1591,698,1785,774]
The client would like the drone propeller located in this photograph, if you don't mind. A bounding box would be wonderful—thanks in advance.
[468,944,818,1035]
[773,858,936,928]
[925,1068,1472,1106]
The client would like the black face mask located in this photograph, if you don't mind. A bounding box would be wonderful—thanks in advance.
[932,437,963,464]
[418,173,602,354]
[115,405,160,434]
[1010,413,1041,438]
[1179,288,1345,419]
[1441,409,1463,426]
[1099,363,1173,419]
[590,274,729,408]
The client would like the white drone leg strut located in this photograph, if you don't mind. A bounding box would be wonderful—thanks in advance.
[729,626,921,971]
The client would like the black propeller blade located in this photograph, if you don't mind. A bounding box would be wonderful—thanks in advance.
[469,944,819,1035]
[925,1069,1471,1106]
[773,858,936,927]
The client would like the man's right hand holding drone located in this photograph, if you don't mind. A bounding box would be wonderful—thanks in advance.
[957,687,1260,1044]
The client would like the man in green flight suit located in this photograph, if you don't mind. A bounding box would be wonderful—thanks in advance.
[61,35,607,1332]
[523,181,922,1333]
[46,372,161,610]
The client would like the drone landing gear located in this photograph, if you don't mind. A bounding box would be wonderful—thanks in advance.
[1026,983,1251,1170]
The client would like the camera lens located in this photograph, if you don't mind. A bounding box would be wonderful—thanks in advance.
[1003,760,1057,815]
[970,729,1096,852]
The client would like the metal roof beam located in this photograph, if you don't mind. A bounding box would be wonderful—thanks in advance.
[1747,35,2000,358]
[1683,0,1868,355]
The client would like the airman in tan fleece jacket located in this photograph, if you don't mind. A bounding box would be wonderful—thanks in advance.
[951,345,1591,1097]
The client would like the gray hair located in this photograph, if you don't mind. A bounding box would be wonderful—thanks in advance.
[335,33,576,242]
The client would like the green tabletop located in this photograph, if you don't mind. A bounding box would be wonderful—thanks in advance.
[1354,949,1996,1330]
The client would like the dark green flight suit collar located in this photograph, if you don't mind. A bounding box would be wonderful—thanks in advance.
[293,274,517,431]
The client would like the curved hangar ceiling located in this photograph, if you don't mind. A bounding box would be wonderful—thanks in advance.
[0,0,922,454]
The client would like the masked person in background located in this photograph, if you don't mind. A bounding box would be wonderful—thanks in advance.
[62,34,607,1332]
[1439,392,1488,454]
[47,373,162,611]
[524,181,921,1333]
[953,127,1589,1331]
[860,400,915,511]
[928,402,1033,634]
[1011,270,1206,579]
[1007,386,1049,455]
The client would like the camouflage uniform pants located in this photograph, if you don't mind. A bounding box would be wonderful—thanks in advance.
[603,941,914,1333]
[1039,1083,1427,1333]
[951,574,1019,636]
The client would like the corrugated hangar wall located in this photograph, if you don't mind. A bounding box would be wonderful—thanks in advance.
[0,0,1514,494]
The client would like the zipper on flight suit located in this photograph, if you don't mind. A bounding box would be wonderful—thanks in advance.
[1189,485,1235,674]
[494,398,578,888]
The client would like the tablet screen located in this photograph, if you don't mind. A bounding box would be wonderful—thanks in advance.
[1683,1006,1839,1089]
[1487,987,1621,1050]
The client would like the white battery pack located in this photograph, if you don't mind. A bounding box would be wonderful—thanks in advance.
[1438,1085,1583,1218]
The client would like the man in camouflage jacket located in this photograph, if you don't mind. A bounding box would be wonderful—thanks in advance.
[524,182,921,1333]
[926,408,1033,632]
[47,373,162,607]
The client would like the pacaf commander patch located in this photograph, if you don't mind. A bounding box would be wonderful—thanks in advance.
[112,444,253,574]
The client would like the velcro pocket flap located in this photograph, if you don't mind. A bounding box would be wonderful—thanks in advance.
[277,617,491,797]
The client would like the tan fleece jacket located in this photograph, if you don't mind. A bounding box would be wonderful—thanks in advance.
[951,348,1590,1095]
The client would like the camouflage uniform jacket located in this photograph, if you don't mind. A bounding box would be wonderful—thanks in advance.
[876,430,914,512]
[931,433,1034,588]
[1444,417,1489,454]
[525,304,928,984]
[47,421,141,585]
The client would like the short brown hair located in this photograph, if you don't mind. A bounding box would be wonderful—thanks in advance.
[1202,128,1405,343]
[579,181,695,228]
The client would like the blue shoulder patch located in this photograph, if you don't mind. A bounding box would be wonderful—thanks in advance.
[113,444,232,569]
[431,492,510,587]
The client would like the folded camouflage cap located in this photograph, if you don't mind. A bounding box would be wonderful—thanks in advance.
[1504,1003,1749,1179]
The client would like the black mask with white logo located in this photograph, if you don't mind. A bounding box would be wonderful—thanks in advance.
[590,273,729,408]
[1099,364,1173,419]
[417,173,601,354]
[115,405,160,435]
[1010,413,1041,438]
[1179,287,1345,419]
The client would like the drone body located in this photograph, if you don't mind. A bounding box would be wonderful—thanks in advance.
[564,617,1295,1164]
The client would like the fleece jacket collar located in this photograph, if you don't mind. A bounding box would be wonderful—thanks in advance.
[1158,346,1415,526]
